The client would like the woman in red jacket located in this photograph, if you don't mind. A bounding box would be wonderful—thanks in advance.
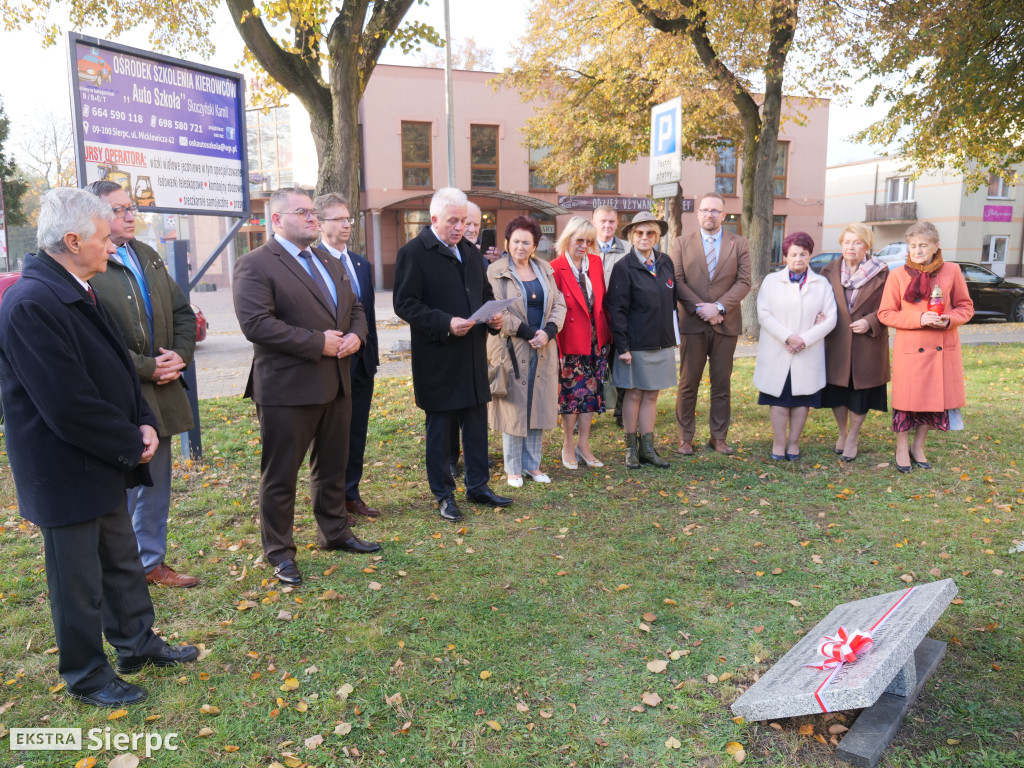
[551,217,611,469]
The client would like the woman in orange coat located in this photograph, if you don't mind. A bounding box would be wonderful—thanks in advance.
[877,222,974,473]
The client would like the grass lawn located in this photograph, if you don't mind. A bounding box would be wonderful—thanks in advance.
[1,345,1022,768]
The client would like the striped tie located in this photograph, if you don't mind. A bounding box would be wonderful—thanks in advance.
[705,237,718,281]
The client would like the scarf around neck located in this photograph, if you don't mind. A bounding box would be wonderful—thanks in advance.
[902,249,944,304]
[840,256,886,311]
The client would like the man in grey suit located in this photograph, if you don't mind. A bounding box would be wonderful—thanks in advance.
[234,188,379,587]
[669,192,751,456]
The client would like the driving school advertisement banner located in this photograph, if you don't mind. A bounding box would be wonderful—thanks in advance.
[68,33,250,217]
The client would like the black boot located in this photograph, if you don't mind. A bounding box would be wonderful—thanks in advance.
[624,433,640,469]
[638,433,670,468]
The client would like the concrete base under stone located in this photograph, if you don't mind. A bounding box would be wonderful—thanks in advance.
[836,637,947,768]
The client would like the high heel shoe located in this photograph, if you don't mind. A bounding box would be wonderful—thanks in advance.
[575,446,604,468]
[561,448,578,470]
[910,452,932,469]
[895,455,913,474]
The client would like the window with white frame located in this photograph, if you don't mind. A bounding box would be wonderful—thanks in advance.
[987,175,1012,199]
[886,176,914,203]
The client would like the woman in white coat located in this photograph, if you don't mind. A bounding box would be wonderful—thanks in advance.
[753,232,837,460]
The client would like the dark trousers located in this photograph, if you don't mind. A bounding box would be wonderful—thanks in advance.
[676,327,739,441]
[449,418,461,464]
[345,363,375,502]
[425,404,489,500]
[256,396,353,565]
[41,501,167,694]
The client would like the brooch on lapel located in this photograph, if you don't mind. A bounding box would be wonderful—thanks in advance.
[666,278,674,289]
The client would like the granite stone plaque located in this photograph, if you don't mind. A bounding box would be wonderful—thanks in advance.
[732,579,957,721]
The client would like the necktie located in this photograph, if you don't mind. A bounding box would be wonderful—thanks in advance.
[644,255,657,276]
[86,285,97,305]
[450,243,461,262]
[341,252,361,301]
[117,245,152,321]
[600,241,610,255]
[297,250,337,311]
[705,237,718,281]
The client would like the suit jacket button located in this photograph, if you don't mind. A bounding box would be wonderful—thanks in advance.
[937,346,942,351]
[918,348,924,353]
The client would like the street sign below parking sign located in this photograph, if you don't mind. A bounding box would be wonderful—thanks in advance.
[649,97,682,186]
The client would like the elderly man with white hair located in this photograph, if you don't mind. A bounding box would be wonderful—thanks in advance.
[0,188,198,707]
[393,187,511,521]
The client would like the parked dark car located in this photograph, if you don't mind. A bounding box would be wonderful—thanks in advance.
[952,262,1024,322]
[809,252,842,274]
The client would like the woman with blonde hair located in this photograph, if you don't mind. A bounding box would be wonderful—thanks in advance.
[878,221,973,472]
[551,216,611,469]
[821,222,890,461]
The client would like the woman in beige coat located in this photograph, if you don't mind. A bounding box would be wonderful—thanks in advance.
[753,232,837,460]
[487,216,566,487]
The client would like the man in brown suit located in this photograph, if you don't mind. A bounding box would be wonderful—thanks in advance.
[234,188,379,587]
[670,192,751,455]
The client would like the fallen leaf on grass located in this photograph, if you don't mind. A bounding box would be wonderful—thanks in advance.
[74,759,98,768]
[768,722,783,731]
[337,683,354,700]
[665,736,681,749]
[753,626,764,634]
[197,727,214,737]
[646,659,668,674]
[516,702,529,713]
[707,674,719,684]
[200,704,221,715]
[277,610,293,621]
[539,710,553,719]
[798,724,815,736]
[223,745,240,752]
[385,692,403,706]
[486,720,501,731]
[479,671,492,680]
[725,741,744,755]
[947,738,961,745]
[319,589,341,601]
[900,573,914,583]
[641,692,662,707]
[107,754,139,768]
[630,705,644,712]
[304,734,323,749]
[829,724,849,734]
[642,612,657,622]
[368,582,382,591]
[294,701,308,713]
[279,678,299,692]
[107,709,128,720]
[334,722,352,736]
[663,598,677,606]
[788,600,802,608]
[595,737,609,747]
[48,682,65,693]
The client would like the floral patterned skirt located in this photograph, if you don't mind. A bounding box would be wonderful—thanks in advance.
[558,350,608,414]
[891,408,960,432]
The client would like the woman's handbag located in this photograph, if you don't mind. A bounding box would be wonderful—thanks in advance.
[488,338,519,397]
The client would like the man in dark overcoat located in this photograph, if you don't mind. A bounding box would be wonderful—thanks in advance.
[0,188,198,707]
[392,187,511,522]
[86,180,198,588]
[234,187,378,588]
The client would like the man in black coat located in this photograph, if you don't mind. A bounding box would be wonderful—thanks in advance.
[0,188,198,707]
[392,187,511,522]
[314,193,381,519]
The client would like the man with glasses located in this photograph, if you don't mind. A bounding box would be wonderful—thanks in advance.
[669,192,751,455]
[313,193,380,522]
[234,188,379,587]
[86,180,199,588]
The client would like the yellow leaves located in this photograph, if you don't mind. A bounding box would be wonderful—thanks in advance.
[223,745,240,752]
[646,659,668,674]
[665,736,682,749]
[48,681,66,693]
[200,704,221,715]
[798,724,815,736]
[725,741,747,763]
[485,720,502,731]
[615,584,631,591]
[236,599,257,611]
[197,727,215,737]
[788,600,802,607]
[107,708,128,720]
[280,677,300,692]
[663,598,677,606]
[75,758,98,768]
[294,700,309,713]
[319,589,341,601]
[337,683,354,700]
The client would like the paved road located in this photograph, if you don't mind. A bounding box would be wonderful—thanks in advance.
[194,287,1024,401]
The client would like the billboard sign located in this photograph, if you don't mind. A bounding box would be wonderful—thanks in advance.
[68,32,249,217]
[649,96,682,186]
[983,205,1013,223]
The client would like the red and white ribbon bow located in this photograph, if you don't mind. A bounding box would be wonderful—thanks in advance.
[809,627,873,670]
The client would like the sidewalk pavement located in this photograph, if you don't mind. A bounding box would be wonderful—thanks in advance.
[193,287,1024,401]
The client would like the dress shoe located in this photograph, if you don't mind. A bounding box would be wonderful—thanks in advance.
[677,440,695,456]
[910,452,932,469]
[346,499,381,518]
[895,455,913,474]
[438,495,462,522]
[467,487,513,507]
[507,475,524,488]
[575,447,603,468]
[273,559,303,585]
[68,677,147,707]
[523,469,551,483]
[840,454,857,463]
[561,448,578,470]
[785,452,801,461]
[116,643,200,675]
[770,452,786,461]
[707,438,735,455]
[145,562,198,588]
[329,535,381,554]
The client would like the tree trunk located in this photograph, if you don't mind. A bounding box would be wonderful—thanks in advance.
[324,54,363,248]
[666,185,684,244]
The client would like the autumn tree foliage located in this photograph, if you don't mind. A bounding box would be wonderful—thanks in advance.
[852,0,1024,189]
[501,0,852,333]
[0,99,28,228]
[420,37,496,71]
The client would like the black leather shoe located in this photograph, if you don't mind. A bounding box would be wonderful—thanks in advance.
[910,453,932,469]
[68,677,147,707]
[895,455,913,474]
[117,644,200,675]
[332,535,381,554]
[438,495,462,522]
[273,559,303,585]
[467,487,513,507]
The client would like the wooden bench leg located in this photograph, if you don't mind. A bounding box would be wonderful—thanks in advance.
[835,637,947,768]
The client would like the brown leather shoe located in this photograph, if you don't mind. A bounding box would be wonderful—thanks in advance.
[345,499,380,518]
[677,440,695,455]
[707,438,735,456]
[146,563,198,588]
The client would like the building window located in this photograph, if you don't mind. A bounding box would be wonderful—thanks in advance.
[721,213,741,235]
[246,106,292,192]
[593,167,618,193]
[988,175,1011,199]
[771,215,786,263]
[715,141,737,196]
[401,122,432,189]
[401,209,431,245]
[983,235,1008,266]
[470,124,499,189]
[886,176,914,203]
[773,142,788,197]
[529,146,554,191]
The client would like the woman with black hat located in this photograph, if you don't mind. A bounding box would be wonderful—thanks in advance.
[605,211,677,469]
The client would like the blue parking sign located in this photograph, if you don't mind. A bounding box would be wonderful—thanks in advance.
[649,97,682,185]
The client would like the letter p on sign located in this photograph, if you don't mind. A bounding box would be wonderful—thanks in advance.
[655,112,675,156]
